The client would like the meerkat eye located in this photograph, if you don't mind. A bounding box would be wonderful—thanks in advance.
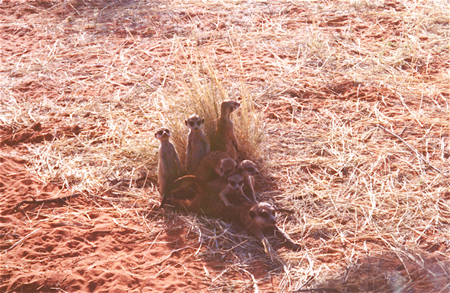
[238,180,243,186]
[189,121,195,127]
[157,130,164,136]
[230,181,237,187]
[196,121,202,126]
[248,167,256,173]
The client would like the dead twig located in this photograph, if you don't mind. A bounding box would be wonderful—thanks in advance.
[293,288,340,293]
[296,275,315,291]
[107,172,158,187]
[13,193,81,212]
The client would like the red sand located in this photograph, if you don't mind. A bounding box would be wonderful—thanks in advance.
[0,150,242,292]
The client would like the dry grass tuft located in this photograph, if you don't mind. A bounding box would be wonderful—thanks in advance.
[157,53,264,167]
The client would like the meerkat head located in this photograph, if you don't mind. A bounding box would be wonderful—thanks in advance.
[221,100,240,116]
[227,173,244,191]
[249,202,277,227]
[238,160,259,176]
[185,114,204,131]
[155,128,171,140]
[216,158,237,178]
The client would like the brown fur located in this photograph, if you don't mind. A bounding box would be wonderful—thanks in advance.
[194,151,236,182]
[185,114,210,174]
[236,160,259,203]
[164,176,300,250]
[211,100,240,158]
[155,128,181,206]
[216,174,253,207]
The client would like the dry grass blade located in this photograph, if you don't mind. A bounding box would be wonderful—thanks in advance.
[375,124,444,174]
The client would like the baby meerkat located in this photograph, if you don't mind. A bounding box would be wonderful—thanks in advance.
[155,128,181,205]
[236,160,259,204]
[216,173,253,207]
[194,151,237,182]
[218,158,238,178]
[211,100,240,157]
[185,114,210,174]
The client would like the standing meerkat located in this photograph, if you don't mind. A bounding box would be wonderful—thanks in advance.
[185,114,210,174]
[164,176,301,250]
[194,151,237,182]
[236,160,259,204]
[155,128,181,206]
[211,100,240,157]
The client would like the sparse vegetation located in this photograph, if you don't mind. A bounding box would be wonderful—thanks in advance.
[1,0,449,292]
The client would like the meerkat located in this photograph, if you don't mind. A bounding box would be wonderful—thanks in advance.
[164,178,300,250]
[194,151,237,182]
[236,160,259,204]
[165,174,251,212]
[155,128,182,206]
[185,114,210,174]
[243,202,301,251]
[215,173,253,207]
[211,100,240,157]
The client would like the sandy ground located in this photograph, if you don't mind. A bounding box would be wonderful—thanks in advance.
[1,0,449,292]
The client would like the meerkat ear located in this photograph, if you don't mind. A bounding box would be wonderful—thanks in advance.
[185,119,188,126]
[201,118,205,124]
[249,210,256,219]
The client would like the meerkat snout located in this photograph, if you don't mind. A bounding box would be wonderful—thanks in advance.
[186,116,204,131]
[218,158,237,178]
[155,128,170,139]
[228,174,244,191]
[238,160,259,176]
[249,202,277,225]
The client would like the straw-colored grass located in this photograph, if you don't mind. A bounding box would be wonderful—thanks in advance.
[1,0,449,292]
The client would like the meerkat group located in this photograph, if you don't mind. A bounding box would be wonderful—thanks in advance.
[155,100,301,251]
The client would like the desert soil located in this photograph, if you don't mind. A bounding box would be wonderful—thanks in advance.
[1,0,449,292]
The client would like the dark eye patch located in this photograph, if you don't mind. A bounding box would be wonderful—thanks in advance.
[189,121,195,127]
[238,180,243,186]
[230,181,237,187]
[196,121,202,126]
